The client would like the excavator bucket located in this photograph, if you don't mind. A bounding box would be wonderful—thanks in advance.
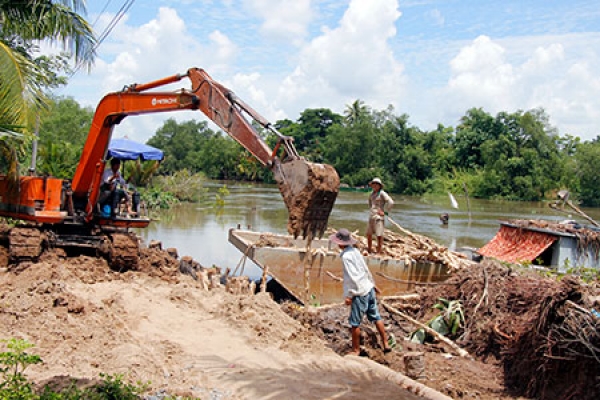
[273,159,340,239]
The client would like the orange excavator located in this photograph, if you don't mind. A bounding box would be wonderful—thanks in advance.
[0,68,340,268]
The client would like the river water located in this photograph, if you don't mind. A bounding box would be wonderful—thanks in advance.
[137,182,600,280]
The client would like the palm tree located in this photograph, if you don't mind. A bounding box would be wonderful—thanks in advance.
[0,0,96,176]
[343,99,369,126]
[0,0,96,69]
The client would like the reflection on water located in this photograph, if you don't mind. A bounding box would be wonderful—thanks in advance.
[138,181,600,280]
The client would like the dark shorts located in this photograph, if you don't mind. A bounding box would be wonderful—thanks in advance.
[349,288,381,327]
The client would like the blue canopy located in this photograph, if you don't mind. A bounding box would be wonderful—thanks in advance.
[107,137,164,161]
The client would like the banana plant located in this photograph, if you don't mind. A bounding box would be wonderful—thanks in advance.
[410,298,465,343]
[433,297,465,335]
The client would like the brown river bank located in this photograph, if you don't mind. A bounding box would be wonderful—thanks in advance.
[2,234,598,400]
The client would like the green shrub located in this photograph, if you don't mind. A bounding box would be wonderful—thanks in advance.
[0,339,160,400]
[91,373,148,400]
[152,170,207,203]
[139,186,180,210]
[0,338,41,400]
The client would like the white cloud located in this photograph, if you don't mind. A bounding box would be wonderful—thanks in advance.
[435,34,600,139]
[206,30,238,72]
[279,0,405,116]
[63,7,243,142]
[227,72,286,122]
[60,1,600,143]
[447,35,516,110]
[243,0,312,45]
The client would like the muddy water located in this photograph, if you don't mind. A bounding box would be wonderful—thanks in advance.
[138,181,600,284]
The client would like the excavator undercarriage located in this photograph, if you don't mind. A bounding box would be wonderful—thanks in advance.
[0,223,140,270]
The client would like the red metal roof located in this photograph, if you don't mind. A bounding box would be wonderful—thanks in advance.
[478,225,558,263]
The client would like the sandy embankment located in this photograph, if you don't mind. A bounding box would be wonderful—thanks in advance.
[0,250,430,399]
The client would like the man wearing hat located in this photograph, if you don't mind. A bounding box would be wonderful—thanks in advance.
[329,228,392,355]
[367,178,394,254]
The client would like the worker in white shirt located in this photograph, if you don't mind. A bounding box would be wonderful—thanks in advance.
[329,228,392,356]
[99,158,133,217]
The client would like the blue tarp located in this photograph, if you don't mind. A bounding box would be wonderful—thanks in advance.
[107,138,164,161]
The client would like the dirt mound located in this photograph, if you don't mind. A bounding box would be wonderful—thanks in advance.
[503,276,600,399]
[415,261,560,358]
[415,260,600,399]
[136,246,181,281]
[0,243,428,399]
[3,229,598,400]
[283,298,512,399]
[283,260,600,399]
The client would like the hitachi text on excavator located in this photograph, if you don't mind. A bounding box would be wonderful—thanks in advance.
[0,68,340,269]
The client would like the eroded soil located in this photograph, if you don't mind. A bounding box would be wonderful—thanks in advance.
[1,236,598,400]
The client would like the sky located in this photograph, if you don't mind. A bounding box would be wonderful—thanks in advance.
[55,0,600,144]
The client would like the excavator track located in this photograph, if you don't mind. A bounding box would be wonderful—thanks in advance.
[8,226,45,261]
[108,232,140,271]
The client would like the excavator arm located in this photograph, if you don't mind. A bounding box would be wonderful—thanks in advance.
[71,68,339,238]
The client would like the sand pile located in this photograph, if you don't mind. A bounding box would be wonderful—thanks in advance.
[0,243,426,399]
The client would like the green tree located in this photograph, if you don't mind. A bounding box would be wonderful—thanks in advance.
[575,141,600,207]
[0,0,96,176]
[147,119,217,174]
[195,134,264,181]
[322,117,381,186]
[34,96,93,177]
[276,109,342,163]
[377,113,433,194]
[298,108,342,160]
[454,108,499,170]
[454,108,564,201]
[424,124,455,176]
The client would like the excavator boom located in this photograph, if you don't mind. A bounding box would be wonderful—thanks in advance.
[71,68,339,238]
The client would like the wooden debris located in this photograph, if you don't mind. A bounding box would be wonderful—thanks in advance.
[324,218,477,272]
[376,271,443,286]
[148,240,162,250]
[225,276,255,295]
[260,265,269,293]
[249,218,478,274]
[326,271,343,282]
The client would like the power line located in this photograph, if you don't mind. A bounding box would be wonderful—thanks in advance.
[94,0,136,50]
[91,0,114,28]
[69,0,136,78]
